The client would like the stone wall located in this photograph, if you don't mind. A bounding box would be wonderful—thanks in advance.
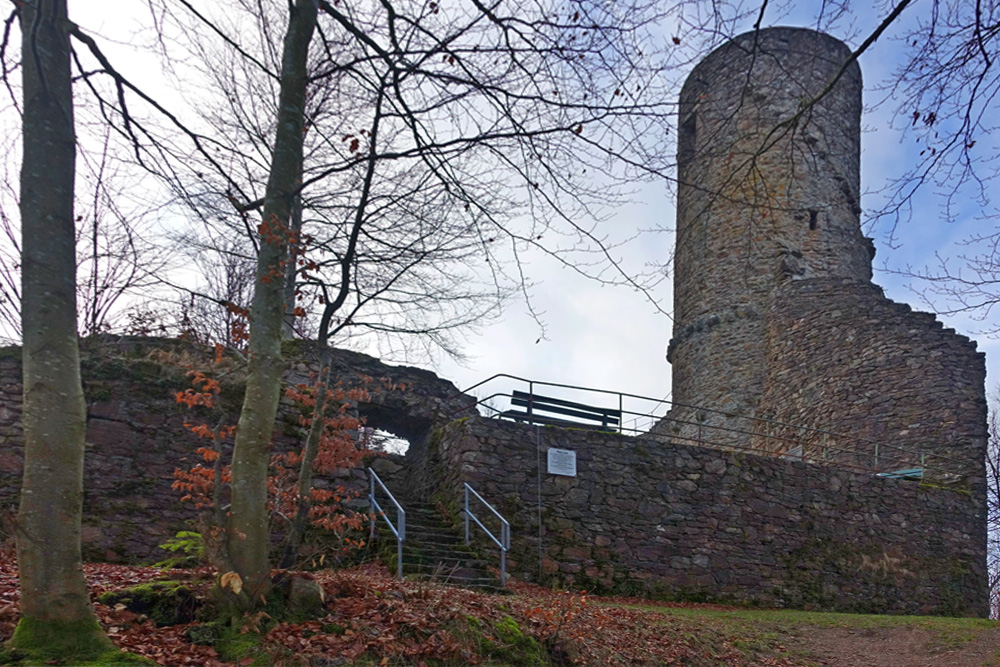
[0,337,467,562]
[0,337,988,617]
[1,342,218,561]
[423,416,988,617]
[755,279,989,481]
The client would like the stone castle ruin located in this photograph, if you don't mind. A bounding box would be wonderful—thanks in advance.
[422,27,988,615]
[655,27,987,485]
[0,28,989,617]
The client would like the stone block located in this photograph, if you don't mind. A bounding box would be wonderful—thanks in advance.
[562,545,591,560]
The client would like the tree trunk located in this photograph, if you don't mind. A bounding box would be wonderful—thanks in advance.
[278,347,333,568]
[227,0,318,602]
[281,186,303,341]
[11,0,113,657]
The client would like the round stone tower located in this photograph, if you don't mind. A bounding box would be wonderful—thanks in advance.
[665,27,873,444]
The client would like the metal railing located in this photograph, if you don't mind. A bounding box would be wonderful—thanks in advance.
[459,374,667,435]
[368,468,405,580]
[464,483,510,588]
[456,374,971,480]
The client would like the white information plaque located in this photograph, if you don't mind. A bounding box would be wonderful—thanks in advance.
[547,448,577,477]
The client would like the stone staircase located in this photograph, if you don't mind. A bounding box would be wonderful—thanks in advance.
[374,497,504,591]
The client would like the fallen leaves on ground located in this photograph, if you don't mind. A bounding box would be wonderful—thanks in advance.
[0,552,802,666]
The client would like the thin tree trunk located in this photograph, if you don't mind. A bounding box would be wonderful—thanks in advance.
[227,0,318,603]
[278,347,333,569]
[279,85,385,569]
[12,0,112,656]
[281,186,303,341]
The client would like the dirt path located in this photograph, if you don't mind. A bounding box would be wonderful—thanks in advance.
[784,626,1000,667]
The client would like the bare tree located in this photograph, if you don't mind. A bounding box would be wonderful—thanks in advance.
[0,146,20,341]
[9,0,115,658]
[177,236,257,348]
[76,131,171,336]
[0,125,171,342]
[858,0,1000,328]
[213,0,318,603]
[72,0,715,599]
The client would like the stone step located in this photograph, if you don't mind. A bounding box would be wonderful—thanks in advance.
[374,497,507,592]
[404,508,456,520]
[376,530,463,548]
[403,543,477,556]
[404,572,504,592]
[406,519,458,530]
[406,505,445,515]
[405,537,464,548]
[404,518,459,529]
[403,542,472,555]
[404,562,485,576]
[404,526,466,539]
[402,553,488,568]
[404,515,457,527]
[403,530,468,543]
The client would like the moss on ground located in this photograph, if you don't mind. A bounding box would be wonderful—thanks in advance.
[97,580,201,626]
[480,614,551,666]
[1,616,155,665]
[180,618,275,667]
[213,625,267,666]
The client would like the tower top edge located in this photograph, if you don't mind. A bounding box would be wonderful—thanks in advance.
[684,26,857,93]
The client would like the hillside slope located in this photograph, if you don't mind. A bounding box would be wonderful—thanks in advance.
[0,556,996,666]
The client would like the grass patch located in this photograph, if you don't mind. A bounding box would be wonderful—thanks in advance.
[601,602,1000,661]
[615,604,999,632]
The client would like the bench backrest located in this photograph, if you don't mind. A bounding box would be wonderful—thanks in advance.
[510,390,621,428]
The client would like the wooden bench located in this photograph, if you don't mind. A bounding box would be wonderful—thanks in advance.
[499,390,621,431]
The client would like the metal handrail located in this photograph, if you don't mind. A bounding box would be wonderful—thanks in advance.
[455,373,969,476]
[368,468,405,580]
[464,483,510,588]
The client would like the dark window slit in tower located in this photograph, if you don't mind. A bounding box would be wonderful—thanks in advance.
[679,113,697,166]
[808,210,818,230]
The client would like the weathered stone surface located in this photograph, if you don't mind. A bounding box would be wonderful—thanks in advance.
[654,27,988,509]
[664,29,869,446]
[0,337,468,562]
[756,279,987,484]
[285,573,326,617]
[418,416,987,617]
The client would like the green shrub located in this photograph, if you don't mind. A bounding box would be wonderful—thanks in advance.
[153,531,204,569]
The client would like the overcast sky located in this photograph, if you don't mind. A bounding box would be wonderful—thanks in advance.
[432,5,1000,423]
[24,2,1000,429]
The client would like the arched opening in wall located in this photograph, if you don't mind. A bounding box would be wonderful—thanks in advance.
[360,427,410,455]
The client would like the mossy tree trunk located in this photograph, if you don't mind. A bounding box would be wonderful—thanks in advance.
[227,0,318,603]
[11,0,113,657]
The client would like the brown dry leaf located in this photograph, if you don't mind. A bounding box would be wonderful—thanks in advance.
[220,571,243,595]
